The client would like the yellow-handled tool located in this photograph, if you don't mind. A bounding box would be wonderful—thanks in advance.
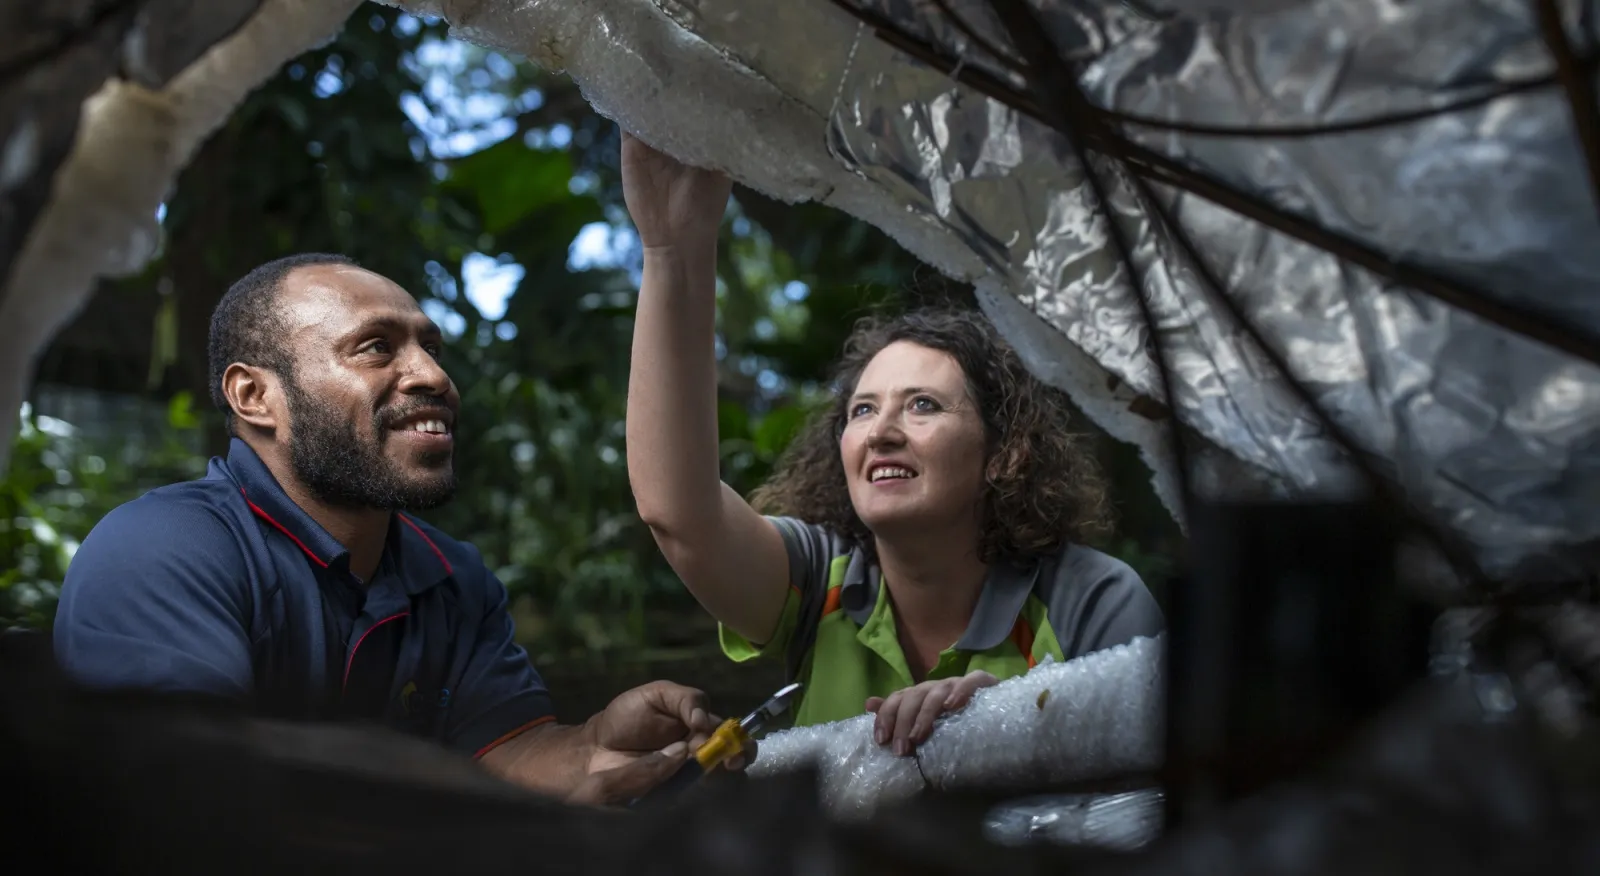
[634,682,803,805]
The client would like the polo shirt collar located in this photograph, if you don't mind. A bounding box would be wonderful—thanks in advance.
[836,544,1039,651]
[221,438,452,593]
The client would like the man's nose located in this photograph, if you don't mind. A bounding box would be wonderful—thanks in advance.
[396,346,451,397]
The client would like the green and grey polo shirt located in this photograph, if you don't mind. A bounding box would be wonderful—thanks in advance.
[723,517,1164,728]
[720,517,1166,727]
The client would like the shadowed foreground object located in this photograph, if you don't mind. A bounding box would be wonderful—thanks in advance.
[2,630,1598,876]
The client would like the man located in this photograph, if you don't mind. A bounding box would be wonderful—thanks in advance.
[53,253,734,805]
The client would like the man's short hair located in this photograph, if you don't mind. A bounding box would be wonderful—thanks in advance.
[207,253,358,431]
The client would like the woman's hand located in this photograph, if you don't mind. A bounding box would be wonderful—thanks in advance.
[866,670,1000,756]
[620,130,732,253]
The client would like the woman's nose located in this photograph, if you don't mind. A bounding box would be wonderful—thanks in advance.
[866,413,906,447]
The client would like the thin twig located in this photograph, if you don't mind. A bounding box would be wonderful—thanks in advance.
[1533,0,1600,221]
[1113,140,1600,367]
[1111,72,1573,139]
[927,0,1027,73]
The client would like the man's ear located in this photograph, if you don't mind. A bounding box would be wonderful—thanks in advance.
[222,363,281,432]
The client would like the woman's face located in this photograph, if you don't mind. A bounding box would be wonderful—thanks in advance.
[840,340,989,538]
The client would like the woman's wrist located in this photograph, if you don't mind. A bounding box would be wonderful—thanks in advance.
[641,238,717,268]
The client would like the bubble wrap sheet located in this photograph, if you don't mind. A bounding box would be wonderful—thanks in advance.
[743,635,1164,821]
[389,0,1600,583]
[984,789,1166,850]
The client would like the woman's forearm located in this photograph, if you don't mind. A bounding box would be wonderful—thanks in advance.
[626,243,724,535]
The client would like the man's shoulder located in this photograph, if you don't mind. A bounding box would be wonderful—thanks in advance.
[62,476,259,616]
[83,477,250,552]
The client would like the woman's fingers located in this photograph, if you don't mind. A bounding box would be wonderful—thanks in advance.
[872,671,1003,755]
[872,691,902,745]
[890,687,929,755]
[907,684,952,748]
[947,670,1000,710]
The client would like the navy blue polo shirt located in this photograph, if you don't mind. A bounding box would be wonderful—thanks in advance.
[53,438,554,758]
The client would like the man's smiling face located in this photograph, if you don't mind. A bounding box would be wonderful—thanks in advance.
[272,264,461,511]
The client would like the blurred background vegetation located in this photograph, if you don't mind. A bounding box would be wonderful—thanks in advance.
[2,4,1179,709]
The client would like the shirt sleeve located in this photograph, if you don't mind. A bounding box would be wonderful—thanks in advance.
[53,496,256,699]
[1045,544,1167,659]
[718,516,838,663]
[443,551,557,759]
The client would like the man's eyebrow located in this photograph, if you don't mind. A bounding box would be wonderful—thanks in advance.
[342,314,441,340]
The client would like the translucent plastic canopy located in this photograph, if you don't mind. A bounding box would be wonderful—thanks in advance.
[8,0,1596,583]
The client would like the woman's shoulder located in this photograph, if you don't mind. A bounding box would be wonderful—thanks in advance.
[1035,542,1165,656]
[1047,542,1144,587]
[761,516,858,588]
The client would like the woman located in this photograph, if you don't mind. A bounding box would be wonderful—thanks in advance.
[621,134,1164,755]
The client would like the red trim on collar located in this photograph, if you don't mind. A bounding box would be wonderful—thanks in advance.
[343,611,410,691]
[397,513,453,575]
[242,488,329,568]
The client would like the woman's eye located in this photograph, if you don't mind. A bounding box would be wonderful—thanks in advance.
[849,403,873,418]
[911,396,940,413]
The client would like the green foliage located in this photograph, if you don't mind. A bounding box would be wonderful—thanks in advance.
[0,396,207,630]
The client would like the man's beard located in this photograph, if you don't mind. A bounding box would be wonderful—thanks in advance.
[283,376,458,512]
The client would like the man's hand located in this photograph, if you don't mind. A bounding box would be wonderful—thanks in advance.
[866,670,999,757]
[620,131,733,252]
[565,680,752,807]
[565,741,691,807]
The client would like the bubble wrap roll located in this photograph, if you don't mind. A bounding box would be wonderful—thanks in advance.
[746,635,1165,821]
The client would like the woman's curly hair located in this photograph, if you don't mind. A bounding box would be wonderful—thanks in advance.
[749,307,1114,563]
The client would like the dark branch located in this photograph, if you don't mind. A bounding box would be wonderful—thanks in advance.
[1533,0,1600,222]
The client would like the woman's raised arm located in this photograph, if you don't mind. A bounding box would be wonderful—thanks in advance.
[621,133,791,645]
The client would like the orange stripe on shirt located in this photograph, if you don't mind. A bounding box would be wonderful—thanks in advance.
[1009,617,1038,669]
[821,586,843,617]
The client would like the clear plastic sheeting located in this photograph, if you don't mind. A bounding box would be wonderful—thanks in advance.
[388,0,1600,583]
[744,635,1165,822]
[983,789,1165,850]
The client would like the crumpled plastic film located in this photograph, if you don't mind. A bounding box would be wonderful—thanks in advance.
[389,0,1600,582]
[745,635,1165,821]
[824,0,1600,579]
[983,789,1166,850]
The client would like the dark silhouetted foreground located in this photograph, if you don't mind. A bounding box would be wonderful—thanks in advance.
[3,629,1597,876]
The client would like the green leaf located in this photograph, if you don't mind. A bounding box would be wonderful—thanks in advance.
[446,139,582,234]
[752,404,808,459]
[167,392,199,430]
[717,399,750,442]
[274,93,311,133]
